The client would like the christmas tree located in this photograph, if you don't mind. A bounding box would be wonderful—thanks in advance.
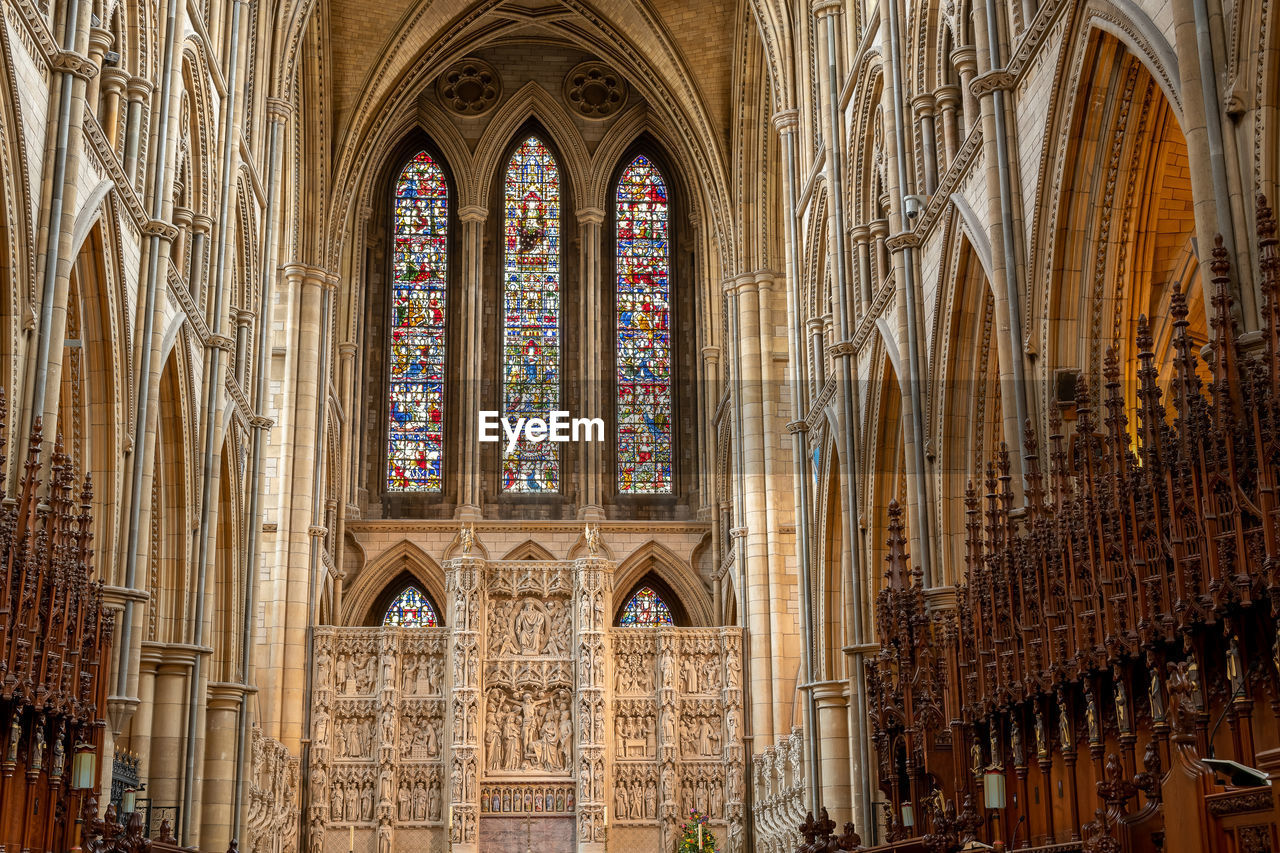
[676,810,718,853]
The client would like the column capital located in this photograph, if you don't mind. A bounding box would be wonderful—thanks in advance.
[88,26,114,54]
[934,84,962,110]
[266,97,293,122]
[100,66,129,93]
[848,223,871,243]
[810,680,850,706]
[126,76,154,100]
[141,219,180,243]
[811,0,843,19]
[828,341,855,358]
[886,232,921,252]
[458,205,487,224]
[576,206,605,226]
[950,45,978,74]
[190,212,215,234]
[971,69,1016,98]
[236,309,256,326]
[785,420,809,434]
[868,217,890,238]
[54,50,98,80]
[729,526,748,539]
[337,342,358,358]
[910,93,937,117]
[806,316,825,331]
[701,345,721,363]
[772,109,800,134]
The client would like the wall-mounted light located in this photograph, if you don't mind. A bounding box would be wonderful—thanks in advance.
[983,768,1006,810]
[71,744,96,790]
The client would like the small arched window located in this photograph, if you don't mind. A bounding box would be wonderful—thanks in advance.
[387,151,450,492]
[615,154,672,494]
[617,585,674,627]
[382,586,440,627]
[501,136,562,492]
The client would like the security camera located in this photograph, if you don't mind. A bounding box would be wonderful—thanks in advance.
[903,194,927,219]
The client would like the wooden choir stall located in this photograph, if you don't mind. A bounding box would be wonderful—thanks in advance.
[0,394,115,851]
[798,202,1280,853]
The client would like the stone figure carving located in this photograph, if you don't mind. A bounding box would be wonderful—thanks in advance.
[584,524,600,556]
[515,600,550,654]
[428,778,441,820]
[412,781,427,821]
[360,785,373,820]
[398,784,411,821]
[460,524,475,554]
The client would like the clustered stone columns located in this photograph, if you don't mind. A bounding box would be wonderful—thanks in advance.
[849,224,873,310]
[98,65,128,149]
[456,206,487,518]
[573,555,612,850]
[122,77,153,188]
[202,682,251,851]
[445,556,483,850]
[576,208,606,519]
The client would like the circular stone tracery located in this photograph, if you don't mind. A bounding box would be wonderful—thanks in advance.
[563,62,627,119]
[437,58,502,116]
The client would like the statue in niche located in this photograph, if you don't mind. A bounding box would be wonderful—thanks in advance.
[337,655,349,691]
[382,656,394,686]
[428,779,441,820]
[703,657,721,691]
[361,785,374,820]
[726,659,740,689]
[710,778,723,816]
[380,768,394,804]
[515,600,550,654]
[557,698,573,769]
[317,649,332,686]
[398,785,411,821]
[485,708,502,770]
[502,707,522,771]
[377,824,391,853]
[490,601,516,656]
[344,784,358,821]
[645,779,657,817]
[313,708,329,743]
[381,709,395,745]
[334,723,348,758]
[330,786,342,820]
[683,656,700,693]
[412,781,427,821]
[402,657,417,692]
[659,646,675,688]
[615,785,629,821]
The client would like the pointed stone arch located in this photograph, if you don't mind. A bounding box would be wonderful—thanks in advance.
[341,540,447,627]
[612,541,712,626]
[501,540,557,561]
[471,82,588,208]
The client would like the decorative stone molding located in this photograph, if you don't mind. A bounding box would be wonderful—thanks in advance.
[827,341,855,357]
[141,219,180,243]
[457,205,488,224]
[784,420,808,434]
[53,50,98,80]
[970,69,1016,98]
[810,0,843,18]
[563,62,627,119]
[772,109,799,134]
[436,58,502,117]
[886,232,921,252]
[576,206,605,226]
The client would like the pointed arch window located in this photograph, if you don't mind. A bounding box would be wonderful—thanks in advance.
[615,155,672,494]
[387,151,450,492]
[502,136,562,492]
[617,585,674,627]
[382,586,440,627]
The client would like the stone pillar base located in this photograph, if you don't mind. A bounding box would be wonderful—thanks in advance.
[577,842,606,853]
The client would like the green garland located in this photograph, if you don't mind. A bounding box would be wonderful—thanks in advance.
[676,810,718,853]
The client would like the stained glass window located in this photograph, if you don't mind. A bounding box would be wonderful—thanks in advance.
[618,586,674,627]
[502,136,561,492]
[383,586,439,627]
[387,151,449,492]
[615,155,672,493]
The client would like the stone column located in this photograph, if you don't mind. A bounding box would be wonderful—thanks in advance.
[98,67,128,150]
[951,47,979,135]
[130,645,162,788]
[201,682,247,852]
[912,94,939,194]
[869,219,890,288]
[849,224,873,311]
[456,207,487,518]
[122,77,153,189]
[171,206,192,285]
[150,646,199,827]
[812,682,851,822]
[445,556,483,851]
[577,208,606,518]
[573,554,613,851]
[85,25,111,109]
[189,213,213,299]
[935,85,962,169]
[807,317,826,389]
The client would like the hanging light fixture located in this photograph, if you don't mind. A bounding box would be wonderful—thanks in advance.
[982,767,1006,810]
[900,802,916,829]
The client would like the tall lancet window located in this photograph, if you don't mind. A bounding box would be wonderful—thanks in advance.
[615,155,672,493]
[502,136,562,492]
[387,151,449,491]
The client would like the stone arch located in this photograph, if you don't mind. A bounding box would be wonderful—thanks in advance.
[341,540,447,627]
[472,82,588,210]
[501,540,557,561]
[612,541,712,627]
[1037,26,1203,420]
